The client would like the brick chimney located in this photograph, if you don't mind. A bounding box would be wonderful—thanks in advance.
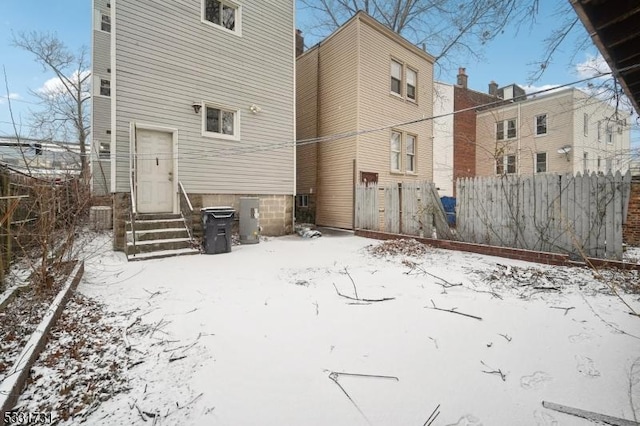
[295,29,304,57]
[457,67,468,89]
[488,81,498,96]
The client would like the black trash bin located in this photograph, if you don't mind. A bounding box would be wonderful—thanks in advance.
[201,207,235,254]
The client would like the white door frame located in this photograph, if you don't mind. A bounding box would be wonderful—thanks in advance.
[131,122,179,214]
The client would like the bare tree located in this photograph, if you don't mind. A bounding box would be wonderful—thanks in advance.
[12,32,90,176]
[298,0,539,69]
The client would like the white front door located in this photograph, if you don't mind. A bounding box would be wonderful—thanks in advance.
[136,128,174,213]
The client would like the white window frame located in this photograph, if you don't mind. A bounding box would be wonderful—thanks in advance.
[583,152,589,173]
[201,0,242,36]
[583,113,588,136]
[605,122,613,144]
[406,134,416,173]
[496,155,516,174]
[95,9,111,33]
[98,140,110,160]
[201,102,240,141]
[534,114,547,136]
[390,131,402,172]
[496,119,517,140]
[296,194,309,208]
[406,68,417,102]
[94,76,111,97]
[597,120,602,142]
[535,152,547,173]
[390,60,402,97]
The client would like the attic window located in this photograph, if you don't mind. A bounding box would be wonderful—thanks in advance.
[203,0,240,33]
[100,79,111,96]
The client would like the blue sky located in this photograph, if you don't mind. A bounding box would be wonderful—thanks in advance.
[0,0,637,149]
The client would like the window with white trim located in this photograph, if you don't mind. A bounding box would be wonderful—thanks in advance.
[597,156,601,171]
[406,134,416,172]
[99,141,110,159]
[296,194,309,208]
[203,0,239,32]
[583,152,588,173]
[99,78,110,96]
[535,114,547,136]
[390,60,402,96]
[100,12,111,32]
[496,155,516,174]
[390,131,401,171]
[496,119,517,140]
[583,113,588,136]
[605,123,613,144]
[606,158,612,173]
[203,103,239,139]
[535,152,547,173]
[597,121,601,142]
[406,68,417,101]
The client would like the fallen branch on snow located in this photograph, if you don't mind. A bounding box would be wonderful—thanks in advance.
[332,283,395,303]
[550,306,575,316]
[423,403,441,426]
[480,360,506,381]
[425,299,482,321]
[542,400,639,426]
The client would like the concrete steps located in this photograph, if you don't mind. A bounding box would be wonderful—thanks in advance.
[126,213,200,261]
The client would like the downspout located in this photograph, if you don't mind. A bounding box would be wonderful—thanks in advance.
[517,102,521,175]
[315,42,321,224]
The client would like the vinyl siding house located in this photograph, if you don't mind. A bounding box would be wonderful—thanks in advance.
[91,0,295,253]
[475,87,631,177]
[91,0,112,195]
[296,12,434,229]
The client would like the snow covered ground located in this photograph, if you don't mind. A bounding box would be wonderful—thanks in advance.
[35,231,640,424]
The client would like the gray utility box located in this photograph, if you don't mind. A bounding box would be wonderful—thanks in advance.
[201,207,235,254]
[239,197,260,244]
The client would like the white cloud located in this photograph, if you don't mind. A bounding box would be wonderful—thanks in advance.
[575,54,611,80]
[0,93,20,104]
[36,71,91,97]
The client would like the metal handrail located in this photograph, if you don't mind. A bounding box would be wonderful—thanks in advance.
[179,181,193,212]
[178,181,195,244]
[129,170,137,255]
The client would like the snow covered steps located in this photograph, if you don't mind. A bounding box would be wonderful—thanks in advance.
[126,213,200,261]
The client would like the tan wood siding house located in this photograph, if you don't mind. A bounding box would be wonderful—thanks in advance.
[296,12,434,229]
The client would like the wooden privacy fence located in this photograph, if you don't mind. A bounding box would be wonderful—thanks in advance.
[456,171,632,260]
[355,180,452,239]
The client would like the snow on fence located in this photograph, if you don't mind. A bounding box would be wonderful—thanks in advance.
[456,171,632,260]
[355,181,452,239]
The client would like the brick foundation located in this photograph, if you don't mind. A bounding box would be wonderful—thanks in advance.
[355,229,640,270]
[623,179,640,246]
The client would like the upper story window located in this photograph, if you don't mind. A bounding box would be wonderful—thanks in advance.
[535,152,547,173]
[202,102,239,140]
[583,113,588,136]
[406,68,417,101]
[597,121,602,142]
[535,114,547,136]
[605,122,613,144]
[100,13,111,32]
[203,0,240,33]
[390,60,402,96]
[99,78,111,96]
[496,119,517,140]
